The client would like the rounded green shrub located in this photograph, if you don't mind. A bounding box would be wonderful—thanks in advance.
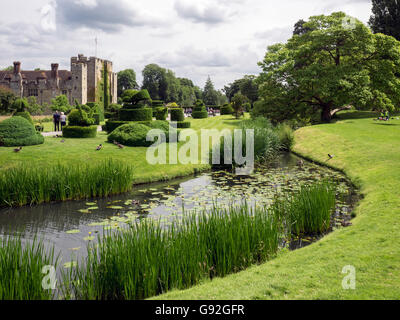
[220,104,234,115]
[11,98,29,113]
[108,123,154,147]
[119,108,153,121]
[93,113,100,125]
[0,117,44,147]
[192,111,208,119]
[154,107,168,120]
[104,121,130,133]
[170,108,184,122]
[176,121,191,129]
[62,125,98,138]
[152,100,164,108]
[131,90,151,104]
[13,111,34,124]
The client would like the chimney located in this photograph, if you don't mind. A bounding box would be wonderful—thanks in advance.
[51,63,59,79]
[13,61,21,74]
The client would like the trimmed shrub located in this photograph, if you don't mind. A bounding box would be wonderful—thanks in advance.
[152,100,164,108]
[104,121,130,133]
[13,111,34,124]
[105,111,117,120]
[11,98,29,113]
[62,125,98,138]
[177,121,191,129]
[166,102,179,108]
[68,109,94,127]
[192,111,208,119]
[154,107,168,120]
[131,90,151,104]
[119,108,153,121]
[108,123,154,147]
[220,104,234,115]
[170,108,184,122]
[0,117,44,147]
[93,113,100,125]
[121,90,139,103]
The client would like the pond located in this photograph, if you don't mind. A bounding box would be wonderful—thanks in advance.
[0,153,359,269]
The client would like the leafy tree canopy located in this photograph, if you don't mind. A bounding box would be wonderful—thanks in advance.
[117,69,138,97]
[369,0,400,41]
[255,12,400,123]
[202,76,219,106]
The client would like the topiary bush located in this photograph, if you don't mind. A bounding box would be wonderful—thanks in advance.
[13,111,34,124]
[154,107,168,120]
[68,108,94,127]
[151,100,164,108]
[104,121,131,133]
[170,108,184,122]
[220,104,234,115]
[119,108,153,121]
[0,117,44,147]
[192,111,208,119]
[176,121,191,129]
[108,123,154,147]
[62,125,98,138]
[93,113,100,125]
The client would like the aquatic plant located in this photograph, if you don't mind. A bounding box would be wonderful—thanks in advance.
[0,235,59,300]
[0,159,134,207]
[63,202,280,300]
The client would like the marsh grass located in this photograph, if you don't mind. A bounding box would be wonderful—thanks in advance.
[273,181,336,235]
[0,235,59,300]
[0,159,135,207]
[63,203,280,300]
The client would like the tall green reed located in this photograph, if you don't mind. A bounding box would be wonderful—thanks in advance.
[63,203,280,300]
[0,159,134,207]
[0,235,59,300]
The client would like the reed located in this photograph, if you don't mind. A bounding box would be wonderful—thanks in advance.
[63,203,280,300]
[0,159,134,207]
[273,181,336,235]
[0,235,59,300]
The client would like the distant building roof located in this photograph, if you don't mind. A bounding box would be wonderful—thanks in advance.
[0,70,72,82]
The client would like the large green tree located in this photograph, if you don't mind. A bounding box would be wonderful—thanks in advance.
[141,64,168,101]
[223,75,258,104]
[0,86,16,114]
[117,69,138,97]
[202,76,219,106]
[369,0,400,41]
[255,12,400,123]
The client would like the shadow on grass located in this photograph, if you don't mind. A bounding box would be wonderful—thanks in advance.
[372,122,400,126]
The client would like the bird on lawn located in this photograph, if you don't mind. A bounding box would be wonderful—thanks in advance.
[328,154,335,159]
[113,140,119,145]
[60,139,65,143]
[118,144,124,149]
[96,144,103,151]
[297,159,304,169]
[13,147,22,153]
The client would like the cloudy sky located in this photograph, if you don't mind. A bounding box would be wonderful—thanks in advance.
[0,0,372,90]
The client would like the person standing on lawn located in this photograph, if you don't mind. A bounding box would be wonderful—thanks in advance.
[53,110,60,132]
[60,112,67,131]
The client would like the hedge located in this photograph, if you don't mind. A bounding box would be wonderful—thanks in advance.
[170,108,184,122]
[220,104,234,115]
[176,121,191,129]
[68,109,94,126]
[93,113,100,125]
[192,111,208,119]
[104,121,130,133]
[152,100,164,108]
[131,90,151,103]
[119,108,153,121]
[155,107,168,121]
[0,117,44,147]
[62,125,98,138]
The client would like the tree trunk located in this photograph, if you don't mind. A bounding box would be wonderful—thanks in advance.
[321,104,332,122]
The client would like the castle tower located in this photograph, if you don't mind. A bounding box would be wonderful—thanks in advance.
[10,61,23,98]
[71,55,88,105]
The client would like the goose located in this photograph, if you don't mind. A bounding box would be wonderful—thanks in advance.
[118,144,124,149]
[297,159,304,168]
[113,140,119,145]
[13,147,22,153]
[60,139,65,143]
[96,144,103,151]
[328,154,335,159]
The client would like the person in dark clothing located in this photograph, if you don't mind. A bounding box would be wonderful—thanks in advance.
[53,111,60,132]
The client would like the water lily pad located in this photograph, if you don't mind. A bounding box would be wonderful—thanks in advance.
[86,202,97,206]
[78,209,90,214]
[87,207,99,210]
[84,236,95,241]
[66,229,81,234]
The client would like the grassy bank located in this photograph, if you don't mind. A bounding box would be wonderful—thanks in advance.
[155,111,400,300]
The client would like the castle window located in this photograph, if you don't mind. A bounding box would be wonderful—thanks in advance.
[28,89,38,97]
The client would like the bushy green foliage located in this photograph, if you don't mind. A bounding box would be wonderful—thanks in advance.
[154,107,168,120]
[13,111,33,124]
[276,123,295,151]
[62,125,98,138]
[68,108,94,127]
[104,121,130,133]
[11,98,29,113]
[0,86,16,114]
[0,116,44,147]
[170,108,184,122]
[50,95,72,113]
[176,121,191,129]
[93,113,100,125]
[151,100,164,108]
[131,90,151,104]
[119,108,153,121]
[108,123,154,147]
[192,111,208,119]
[220,104,234,115]
[121,90,139,103]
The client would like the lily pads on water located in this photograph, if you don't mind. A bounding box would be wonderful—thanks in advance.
[66,229,81,234]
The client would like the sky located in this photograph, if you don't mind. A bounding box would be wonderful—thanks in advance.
[0,0,373,90]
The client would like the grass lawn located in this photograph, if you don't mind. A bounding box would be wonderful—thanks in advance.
[0,115,244,185]
[153,111,400,300]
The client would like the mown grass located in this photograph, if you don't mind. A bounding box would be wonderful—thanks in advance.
[155,111,400,300]
[0,159,134,207]
[0,235,59,300]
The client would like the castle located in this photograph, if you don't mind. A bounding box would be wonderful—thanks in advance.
[0,54,118,107]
